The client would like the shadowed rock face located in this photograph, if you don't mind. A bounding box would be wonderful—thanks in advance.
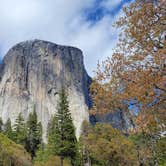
[90,111,135,132]
[0,40,91,141]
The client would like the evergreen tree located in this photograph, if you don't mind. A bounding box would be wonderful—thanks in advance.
[4,118,13,140]
[25,109,42,159]
[48,115,58,154]
[48,89,79,166]
[37,122,42,143]
[13,113,26,145]
[0,118,3,132]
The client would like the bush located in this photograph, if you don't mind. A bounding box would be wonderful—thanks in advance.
[0,133,32,166]
[34,152,70,166]
[80,122,138,166]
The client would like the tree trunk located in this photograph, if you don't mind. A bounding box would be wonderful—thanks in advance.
[60,156,64,166]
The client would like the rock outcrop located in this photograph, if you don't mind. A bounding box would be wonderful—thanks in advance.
[0,40,91,141]
[90,111,135,132]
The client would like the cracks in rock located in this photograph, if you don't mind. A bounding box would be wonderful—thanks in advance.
[48,87,58,96]
[25,62,29,90]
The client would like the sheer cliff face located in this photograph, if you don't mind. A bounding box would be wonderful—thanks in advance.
[0,40,91,140]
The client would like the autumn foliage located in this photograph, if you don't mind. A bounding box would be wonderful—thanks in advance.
[90,0,166,133]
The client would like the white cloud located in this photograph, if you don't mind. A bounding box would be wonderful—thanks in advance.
[101,0,122,11]
[0,0,125,75]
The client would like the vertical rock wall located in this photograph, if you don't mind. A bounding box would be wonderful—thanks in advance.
[0,40,91,141]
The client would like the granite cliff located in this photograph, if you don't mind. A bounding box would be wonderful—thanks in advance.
[0,40,91,141]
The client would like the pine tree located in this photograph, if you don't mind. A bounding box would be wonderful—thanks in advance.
[37,122,42,143]
[4,118,13,140]
[13,113,26,145]
[0,118,3,132]
[25,109,42,159]
[48,115,59,154]
[48,88,79,166]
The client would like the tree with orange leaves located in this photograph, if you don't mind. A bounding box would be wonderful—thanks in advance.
[91,0,165,133]
[90,1,166,165]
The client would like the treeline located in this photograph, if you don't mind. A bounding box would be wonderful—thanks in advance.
[0,110,42,159]
[81,122,165,166]
[0,89,79,166]
[0,89,165,166]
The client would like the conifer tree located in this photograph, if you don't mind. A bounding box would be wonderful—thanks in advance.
[48,88,79,166]
[25,109,42,159]
[4,118,13,140]
[13,113,26,145]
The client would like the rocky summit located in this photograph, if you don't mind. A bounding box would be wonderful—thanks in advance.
[0,39,91,141]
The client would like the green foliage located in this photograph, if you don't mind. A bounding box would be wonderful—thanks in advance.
[25,109,42,158]
[80,122,138,166]
[0,133,32,166]
[4,118,14,140]
[47,115,59,154]
[48,88,79,165]
[130,133,155,166]
[13,113,27,145]
[130,132,166,166]
[156,137,166,166]
[34,154,70,166]
[34,144,50,163]
[34,143,71,166]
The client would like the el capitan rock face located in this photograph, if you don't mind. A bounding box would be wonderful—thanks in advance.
[0,40,91,141]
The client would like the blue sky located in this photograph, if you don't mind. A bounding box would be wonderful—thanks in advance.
[0,0,132,75]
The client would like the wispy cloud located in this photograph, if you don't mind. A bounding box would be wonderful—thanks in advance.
[0,0,131,75]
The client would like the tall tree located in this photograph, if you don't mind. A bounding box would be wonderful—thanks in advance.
[91,0,165,133]
[90,1,165,165]
[114,0,166,131]
[25,109,42,159]
[4,118,13,140]
[48,89,78,166]
[13,113,27,145]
